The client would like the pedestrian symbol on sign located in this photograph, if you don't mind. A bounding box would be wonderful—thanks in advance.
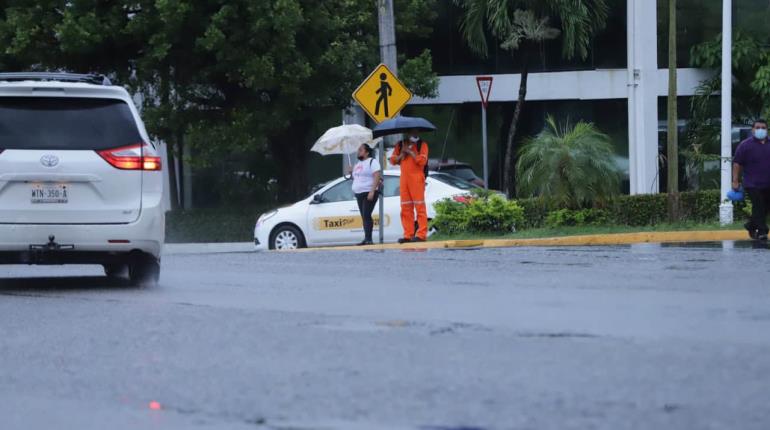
[353,64,412,124]
[375,73,393,117]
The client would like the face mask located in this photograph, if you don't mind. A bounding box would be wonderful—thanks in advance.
[409,136,420,143]
[357,155,365,161]
[755,128,768,140]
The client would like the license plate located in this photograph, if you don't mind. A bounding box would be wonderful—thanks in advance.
[31,184,69,204]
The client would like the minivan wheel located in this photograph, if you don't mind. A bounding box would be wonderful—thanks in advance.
[270,225,305,250]
[128,254,160,286]
[103,264,127,279]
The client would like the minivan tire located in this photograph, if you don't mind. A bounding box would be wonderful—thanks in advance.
[103,263,127,279]
[128,254,160,286]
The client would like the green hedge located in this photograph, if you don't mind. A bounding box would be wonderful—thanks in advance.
[516,190,749,229]
[165,207,265,243]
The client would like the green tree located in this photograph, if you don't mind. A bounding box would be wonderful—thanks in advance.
[0,0,439,204]
[516,116,619,208]
[684,30,770,192]
[690,31,770,123]
[454,0,609,198]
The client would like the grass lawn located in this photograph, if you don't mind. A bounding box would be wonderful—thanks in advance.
[430,221,747,242]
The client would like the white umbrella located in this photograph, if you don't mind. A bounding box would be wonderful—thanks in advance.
[311,124,382,164]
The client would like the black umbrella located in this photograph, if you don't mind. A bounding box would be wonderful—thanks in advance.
[372,116,437,138]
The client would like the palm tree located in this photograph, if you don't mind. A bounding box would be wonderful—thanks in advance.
[455,0,609,197]
[516,116,620,208]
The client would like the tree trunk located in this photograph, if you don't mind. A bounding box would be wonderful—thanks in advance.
[667,0,680,221]
[268,118,313,201]
[503,59,529,198]
[159,65,180,211]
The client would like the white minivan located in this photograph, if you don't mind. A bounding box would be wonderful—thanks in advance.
[0,73,164,285]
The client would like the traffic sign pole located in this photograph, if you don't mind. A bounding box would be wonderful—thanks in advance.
[481,105,488,189]
[476,77,493,190]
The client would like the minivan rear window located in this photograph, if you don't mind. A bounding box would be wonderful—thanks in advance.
[0,97,143,150]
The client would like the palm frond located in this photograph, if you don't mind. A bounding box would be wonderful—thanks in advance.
[516,115,619,206]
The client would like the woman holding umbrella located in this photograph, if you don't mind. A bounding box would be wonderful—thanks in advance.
[351,144,382,245]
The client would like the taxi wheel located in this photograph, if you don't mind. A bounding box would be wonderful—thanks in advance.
[270,225,306,250]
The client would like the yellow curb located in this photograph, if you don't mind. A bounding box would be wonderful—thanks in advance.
[289,230,748,252]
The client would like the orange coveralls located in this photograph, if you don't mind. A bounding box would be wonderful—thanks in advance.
[389,140,429,240]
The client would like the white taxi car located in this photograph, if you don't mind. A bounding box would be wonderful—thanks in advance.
[254,170,477,250]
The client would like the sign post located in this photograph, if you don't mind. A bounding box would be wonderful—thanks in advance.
[476,76,493,189]
[353,63,413,243]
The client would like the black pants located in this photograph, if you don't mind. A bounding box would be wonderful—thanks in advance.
[746,187,770,235]
[356,191,379,241]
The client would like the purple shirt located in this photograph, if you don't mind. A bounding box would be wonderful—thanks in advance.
[734,136,770,189]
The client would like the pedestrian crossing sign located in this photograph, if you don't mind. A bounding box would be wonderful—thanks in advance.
[353,64,412,124]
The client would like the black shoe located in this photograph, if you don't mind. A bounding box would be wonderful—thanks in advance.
[397,238,412,244]
[357,240,368,246]
[745,222,758,240]
[412,237,426,242]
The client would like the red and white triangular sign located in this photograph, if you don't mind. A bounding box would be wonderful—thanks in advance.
[476,76,493,109]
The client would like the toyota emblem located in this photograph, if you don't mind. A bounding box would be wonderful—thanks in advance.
[40,154,60,168]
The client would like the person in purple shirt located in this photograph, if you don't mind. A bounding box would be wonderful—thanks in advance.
[733,119,770,240]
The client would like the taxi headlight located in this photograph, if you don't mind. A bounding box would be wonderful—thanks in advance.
[257,210,278,225]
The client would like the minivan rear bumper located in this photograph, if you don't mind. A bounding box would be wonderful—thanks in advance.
[0,203,164,264]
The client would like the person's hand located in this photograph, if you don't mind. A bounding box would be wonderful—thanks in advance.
[367,191,375,201]
[732,180,741,191]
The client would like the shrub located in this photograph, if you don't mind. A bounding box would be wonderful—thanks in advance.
[608,194,668,226]
[166,207,266,243]
[516,197,553,228]
[545,208,610,228]
[432,190,525,234]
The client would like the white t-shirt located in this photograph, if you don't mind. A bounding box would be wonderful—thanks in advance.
[352,157,381,194]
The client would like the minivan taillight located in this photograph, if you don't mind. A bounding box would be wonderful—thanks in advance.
[98,143,161,171]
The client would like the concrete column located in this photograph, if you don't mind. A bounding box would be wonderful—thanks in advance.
[627,0,660,195]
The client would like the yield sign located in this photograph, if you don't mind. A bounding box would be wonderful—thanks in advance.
[353,64,413,124]
[476,76,493,109]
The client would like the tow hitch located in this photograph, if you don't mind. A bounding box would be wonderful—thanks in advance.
[29,235,75,252]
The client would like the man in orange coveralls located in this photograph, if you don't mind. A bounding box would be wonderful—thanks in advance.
[389,129,429,243]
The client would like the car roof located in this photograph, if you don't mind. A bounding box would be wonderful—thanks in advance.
[0,73,130,101]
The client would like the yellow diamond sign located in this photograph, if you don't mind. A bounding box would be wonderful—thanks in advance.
[353,64,412,124]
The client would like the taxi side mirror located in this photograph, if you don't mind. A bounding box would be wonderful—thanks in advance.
[311,194,324,204]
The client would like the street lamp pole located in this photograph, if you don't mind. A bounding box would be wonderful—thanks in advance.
[719,0,733,225]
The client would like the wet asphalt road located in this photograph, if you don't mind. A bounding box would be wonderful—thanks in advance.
[1,242,769,430]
